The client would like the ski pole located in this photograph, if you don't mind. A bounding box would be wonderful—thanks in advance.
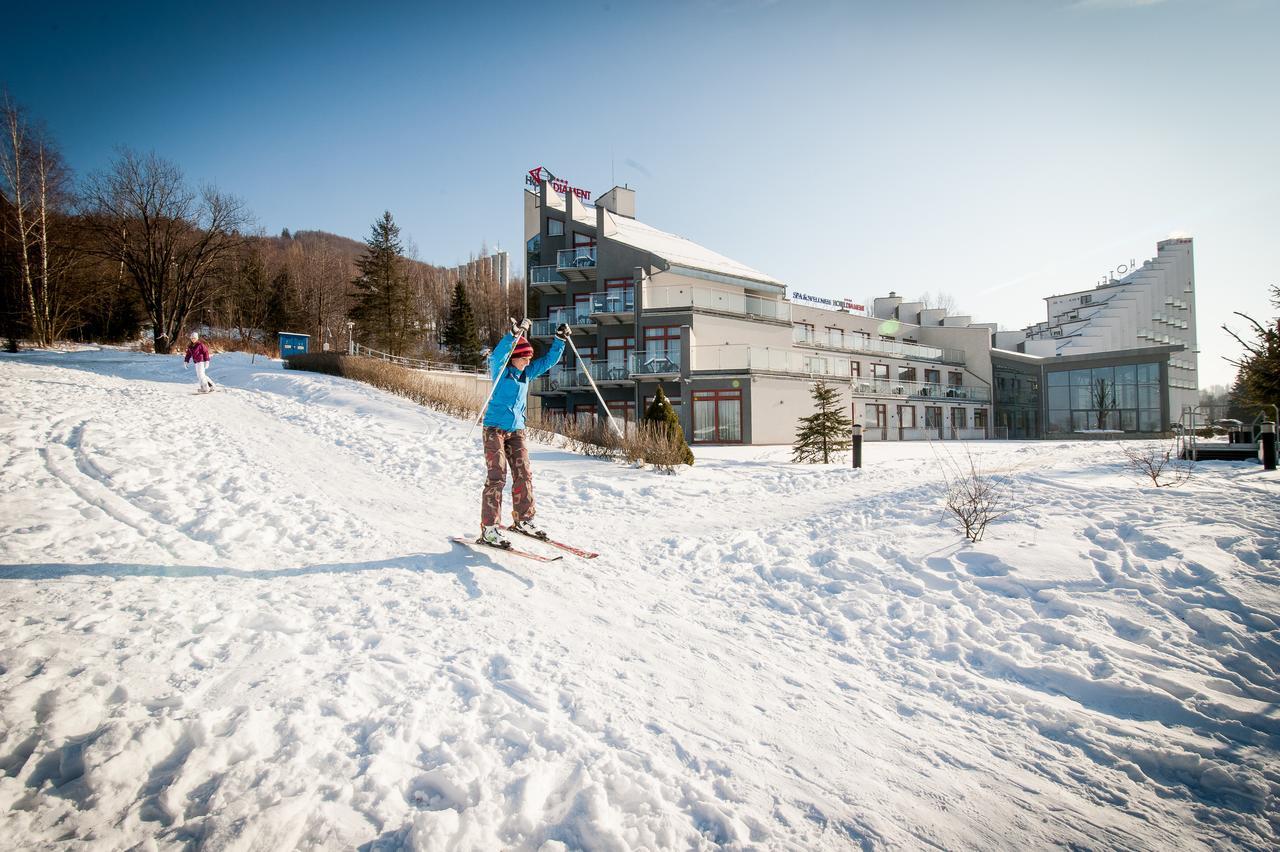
[564,335,624,438]
[470,329,526,438]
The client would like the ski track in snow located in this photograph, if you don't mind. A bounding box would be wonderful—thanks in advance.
[0,348,1277,851]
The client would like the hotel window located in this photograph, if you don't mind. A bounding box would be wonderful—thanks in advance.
[573,293,592,322]
[645,393,681,418]
[948,371,963,386]
[796,322,815,344]
[573,231,595,247]
[951,408,967,431]
[804,356,830,375]
[547,218,564,237]
[825,327,843,348]
[606,400,636,431]
[924,369,940,385]
[642,326,681,370]
[574,403,597,424]
[604,278,634,312]
[974,409,988,431]
[871,364,889,380]
[693,389,743,443]
[850,361,861,378]
[605,336,634,376]
[898,366,917,383]
[925,406,943,429]
[897,405,917,428]
[571,343,596,370]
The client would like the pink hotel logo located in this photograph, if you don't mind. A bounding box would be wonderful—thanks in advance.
[526,166,591,201]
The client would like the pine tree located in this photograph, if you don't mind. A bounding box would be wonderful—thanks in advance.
[793,380,853,463]
[643,386,694,466]
[442,281,483,368]
[349,211,416,356]
[1224,284,1280,411]
[264,268,302,342]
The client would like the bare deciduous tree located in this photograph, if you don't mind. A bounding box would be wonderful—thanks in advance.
[80,149,250,354]
[1122,441,1193,487]
[1,92,77,346]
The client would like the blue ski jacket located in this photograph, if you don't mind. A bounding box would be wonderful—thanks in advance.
[482,333,565,431]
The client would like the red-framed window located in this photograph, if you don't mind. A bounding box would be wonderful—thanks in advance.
[897,405,917,428]
[871,363,889,380]
[692,389,742,443]
[898,366,917,382]
[850,361,861,377]
[605,336,635,367]
[644,394,682,417]
[573,231,595,247]
[924,369,940,384]
[606,400,636,432]
[951,407,967,430]
[604,278,634,312]
[570,343,595,370]
[572,293,591,322]
[574,403,598,424]
[948,371,963,387]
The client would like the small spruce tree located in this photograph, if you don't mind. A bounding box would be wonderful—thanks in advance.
[793,380,853,464]
[349,211,416,356]
[643,386,695,466]
[442,281,483,368]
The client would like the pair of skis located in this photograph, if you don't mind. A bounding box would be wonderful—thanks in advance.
[451,527,598,563]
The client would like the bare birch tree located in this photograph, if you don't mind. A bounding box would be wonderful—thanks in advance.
[0,92,76,346]
[80,149,250,354]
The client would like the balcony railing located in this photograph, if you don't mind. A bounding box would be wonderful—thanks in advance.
[538,360,631,391]
[530,265,564,285]
[851,378,991,402]
[688,344,989,400]
[792,326,965,364]
[630,351,681,376]
[531,305,594,338]
[556,247,597,270]
[645,285,790,322]
[590,289,635,314]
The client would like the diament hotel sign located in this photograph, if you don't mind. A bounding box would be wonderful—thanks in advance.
[790,291,866,313]
[526,166,591,201]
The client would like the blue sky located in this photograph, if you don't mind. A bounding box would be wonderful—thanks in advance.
[7,0,1277,387]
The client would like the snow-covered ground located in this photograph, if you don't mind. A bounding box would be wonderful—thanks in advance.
[1,348,1276,851]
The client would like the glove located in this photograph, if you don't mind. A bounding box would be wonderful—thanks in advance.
[510,317,531,335]
[555,324,570,340]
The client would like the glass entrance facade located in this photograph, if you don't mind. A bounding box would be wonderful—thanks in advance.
[1045,362,1162,435]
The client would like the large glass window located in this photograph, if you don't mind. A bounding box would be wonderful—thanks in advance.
[693,389,742,443]
[1046,362,1162,434]
[547,218,564,237]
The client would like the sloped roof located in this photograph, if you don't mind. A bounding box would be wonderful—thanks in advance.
[600,209,781,288]
[544,189,597,227]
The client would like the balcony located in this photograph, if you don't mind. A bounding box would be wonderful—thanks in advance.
[531,305,594,338]
[529,264,567,294]
[689,344,989,401]
[536,360,631,392]
[556,247,597,282]
[589,289,635,324]
[630,350,681,377]
[645,285,791,323]
[792,326,965,364]
[851,378,991,403]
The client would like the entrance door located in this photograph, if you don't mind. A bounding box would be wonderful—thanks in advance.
[950,407,966,439]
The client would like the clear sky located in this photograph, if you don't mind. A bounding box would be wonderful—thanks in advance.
[7,0,1277,388]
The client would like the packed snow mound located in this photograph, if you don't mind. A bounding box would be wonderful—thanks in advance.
[0,347,1277,851]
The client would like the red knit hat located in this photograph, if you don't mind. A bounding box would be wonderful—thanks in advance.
[511,338,534,359]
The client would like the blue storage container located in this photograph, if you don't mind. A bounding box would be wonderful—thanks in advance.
[278,332,310,357]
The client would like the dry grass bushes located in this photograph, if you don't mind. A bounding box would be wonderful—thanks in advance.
[286,354,691,471]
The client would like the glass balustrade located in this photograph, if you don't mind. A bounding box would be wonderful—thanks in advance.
[590,289,635,314]
[630,351,681,375]
[530,265,563,285]
[556,247,597,270]
[645,285,790,321]
[791,325,964,364]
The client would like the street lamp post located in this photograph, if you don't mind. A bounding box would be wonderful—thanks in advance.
[347,321,355,355]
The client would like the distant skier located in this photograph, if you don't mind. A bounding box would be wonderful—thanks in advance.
[478,318,569,548]
[183,331,217,393]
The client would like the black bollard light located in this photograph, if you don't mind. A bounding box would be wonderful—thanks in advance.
[1261,421,1277,471]
[852,423,863,469]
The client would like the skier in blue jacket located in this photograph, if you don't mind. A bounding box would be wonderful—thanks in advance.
[479,318,569,547]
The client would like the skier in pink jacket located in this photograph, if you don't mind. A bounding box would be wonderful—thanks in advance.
[183,332,217,393]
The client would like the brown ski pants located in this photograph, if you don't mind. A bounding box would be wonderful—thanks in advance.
[481,427,535,529]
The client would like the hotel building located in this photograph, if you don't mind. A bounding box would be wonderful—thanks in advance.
[523,176,996,444]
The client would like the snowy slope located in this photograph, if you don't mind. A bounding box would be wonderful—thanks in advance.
[0,348,1276,851]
